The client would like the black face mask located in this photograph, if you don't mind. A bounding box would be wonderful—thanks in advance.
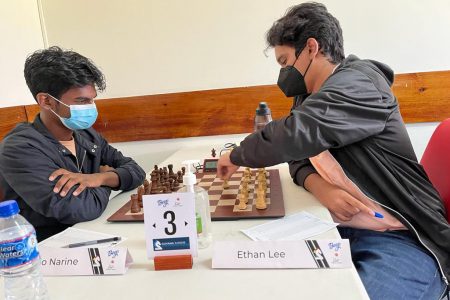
[277,56,313,97]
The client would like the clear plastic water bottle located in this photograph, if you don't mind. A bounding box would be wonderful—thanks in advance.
[254,102,273,131]
[0,200,49,300]
[178,160,212,249]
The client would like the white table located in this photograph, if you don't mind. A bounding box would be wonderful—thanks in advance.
[2,144,370,300]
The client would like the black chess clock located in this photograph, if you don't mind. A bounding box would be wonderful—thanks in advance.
[203,159,219,172]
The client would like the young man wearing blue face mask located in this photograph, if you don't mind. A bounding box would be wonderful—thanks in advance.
[0,47,146,241]
[217,3,449,299]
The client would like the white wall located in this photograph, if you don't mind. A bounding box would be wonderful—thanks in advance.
[37,0,450,101]
[0,0,445,157]
[0,0,45,107]
[2,0,450,105]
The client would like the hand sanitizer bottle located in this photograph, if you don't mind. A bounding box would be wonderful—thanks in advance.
[178,160,212,249]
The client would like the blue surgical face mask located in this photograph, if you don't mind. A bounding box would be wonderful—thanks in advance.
[48,94,98,130]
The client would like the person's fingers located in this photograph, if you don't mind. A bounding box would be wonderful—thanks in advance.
[72,183,86,196]
[53,174,71,193]
[225,165,240,180]
[49,169,70,181]
[335,212,352,222]
[348,197,375,216]
[60,177,79,197]
[218,166,232,180]
[342,201,360,215]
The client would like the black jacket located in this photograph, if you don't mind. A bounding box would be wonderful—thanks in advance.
[230,55,450,283]
[0,115,146,240]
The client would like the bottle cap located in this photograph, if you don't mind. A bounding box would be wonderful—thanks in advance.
[256,102,271,116]
[0,200,20,218]
[181,160,200,187]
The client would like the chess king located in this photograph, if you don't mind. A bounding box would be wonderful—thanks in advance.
[0,47,146,241]
[217,2,450,299]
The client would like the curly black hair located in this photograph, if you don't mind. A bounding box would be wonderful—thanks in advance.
[24,46,106,100]
[266,2,344,64]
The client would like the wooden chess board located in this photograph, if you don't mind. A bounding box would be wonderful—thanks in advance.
[107,169,285,222]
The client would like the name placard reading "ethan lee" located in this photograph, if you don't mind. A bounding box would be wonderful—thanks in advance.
[212,240,351,269]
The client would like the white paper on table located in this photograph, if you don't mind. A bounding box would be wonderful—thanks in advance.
[39,227,126,249]
[241,211,338,241]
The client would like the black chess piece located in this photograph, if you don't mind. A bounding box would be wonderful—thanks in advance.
[211,148,216,157]
[177,171,183,183]
[168,164,174,176]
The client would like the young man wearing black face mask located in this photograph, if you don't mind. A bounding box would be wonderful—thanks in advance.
[217,3,449,299]
[0,47,146,241]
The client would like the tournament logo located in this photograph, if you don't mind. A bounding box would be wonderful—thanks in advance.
[152,237,190,251]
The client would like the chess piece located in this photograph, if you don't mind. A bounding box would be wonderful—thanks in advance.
[143,179,151,195]
[130,194,140,213]
[255,186,267,210]
[168,178,175,191]
[138,186,144,208]
[223,179,229,189]
[172,177,180,190]
[211,148,216,158]
[151,174,159,194]
[177,171,183,183]
[241,182,249,204]
[238,193,248,210]
[154,165,159,172]
[181,167,186,175]
[164,182,171,193]
[168,164,174,177]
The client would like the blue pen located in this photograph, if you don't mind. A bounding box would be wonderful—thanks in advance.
[374,212,384,218]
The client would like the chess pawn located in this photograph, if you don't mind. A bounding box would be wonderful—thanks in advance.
[164,182,171,193]
[154,165,159,172]
[238,193,248,210]
[177,171,183,183]
[240,182,249,204]
[143,179,151,195]
[150,175,159,194]
[168,164,174,176]
[130,194,140,213]
[172,178,180,190]
[223,179,230,189]
[137,186,144,208]
[181,167,186,175]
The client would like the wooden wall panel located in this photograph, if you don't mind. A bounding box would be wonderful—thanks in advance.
[393,71,450,123]
[2,70,450,142]
[92,85,290,142]
[0,106,28,141]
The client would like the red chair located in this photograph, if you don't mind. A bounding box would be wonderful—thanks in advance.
[420,118,450,222]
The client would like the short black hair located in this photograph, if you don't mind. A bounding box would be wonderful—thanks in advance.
[266,2,344,64]
[24,46,106,100]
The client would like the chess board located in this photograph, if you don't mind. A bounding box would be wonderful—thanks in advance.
[107,169,285,222]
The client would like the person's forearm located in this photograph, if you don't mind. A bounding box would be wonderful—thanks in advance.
[304,173,325,194]
[101,171,120,188]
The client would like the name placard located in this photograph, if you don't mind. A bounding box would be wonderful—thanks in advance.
[39,246,133,276]
[143,192,198,259]
[212,239,351,269]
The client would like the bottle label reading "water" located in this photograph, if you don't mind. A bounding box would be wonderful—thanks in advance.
[0,231,39,268]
